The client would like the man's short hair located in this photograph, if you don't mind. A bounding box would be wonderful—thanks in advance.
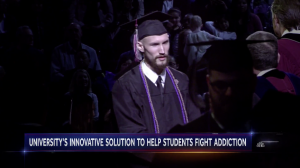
[203,41,253,75]
[190,15,202,29]
[246,31,278,71]
[272,0,300,31]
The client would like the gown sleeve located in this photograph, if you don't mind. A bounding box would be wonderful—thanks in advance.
[112,79,148,133]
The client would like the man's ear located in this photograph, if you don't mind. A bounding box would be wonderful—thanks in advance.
[277,53,280,64]
[274,14,280,25]
[273,13,281,29]
[137,41,144,52]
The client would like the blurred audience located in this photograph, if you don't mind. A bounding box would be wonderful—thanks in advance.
[204,0,237,40]
[2,25,47,124]
[69,0,114,52]
[229,0,263,40]
[164,7,183,58]
[184,15,222,66]
[63,69,99,130]
[115,0,144,25]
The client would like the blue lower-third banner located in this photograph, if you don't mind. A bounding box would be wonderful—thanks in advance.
[24,133,254,152]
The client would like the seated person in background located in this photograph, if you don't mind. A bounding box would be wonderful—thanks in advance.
[204,0,236,40]
[64,49,110,128]
[182,13,193,30]
[115,50,135,73]
[105,50,135,91]
[63,49,104,93]
[205,16,237,40]
[164,8,183,58]
[64,69,99,126]
[184,15,222,66]
[65,94,95,133]
[50,23,101,84]
[169,56,179,70]
[177,14,193,73]
[247,31,300,98]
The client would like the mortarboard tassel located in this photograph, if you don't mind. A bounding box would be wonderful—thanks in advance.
[134,19,142,62]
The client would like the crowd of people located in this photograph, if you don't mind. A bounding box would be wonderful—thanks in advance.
[1,0,300,167]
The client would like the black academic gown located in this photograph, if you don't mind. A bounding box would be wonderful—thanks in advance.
[168,112,224,133]
[151,91,300,167]
[112,64,201,134]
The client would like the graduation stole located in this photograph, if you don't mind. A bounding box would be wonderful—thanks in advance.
[138,61,189,133]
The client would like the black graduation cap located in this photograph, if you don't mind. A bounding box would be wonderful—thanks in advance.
[119,11,172,33]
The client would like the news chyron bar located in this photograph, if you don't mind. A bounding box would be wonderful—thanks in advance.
[24,133,283,153]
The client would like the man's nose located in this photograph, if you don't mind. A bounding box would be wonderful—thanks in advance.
[158,44,165,54]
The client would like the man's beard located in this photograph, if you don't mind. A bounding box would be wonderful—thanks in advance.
[145,55,170,73]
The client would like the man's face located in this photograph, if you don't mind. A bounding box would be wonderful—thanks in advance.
[169,12,181,27]
[76,72,89,88]
[237,0,248,13]
[75,51,90,69]
[120,59,132,72]
[67,24,82,42]
[138,33,170,73]
[221,18,229,30]
[207,70,255,123]
[183,15,192,29]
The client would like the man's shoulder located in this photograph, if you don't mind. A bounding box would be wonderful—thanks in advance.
[168,67,189,81]
[113,63,140,85]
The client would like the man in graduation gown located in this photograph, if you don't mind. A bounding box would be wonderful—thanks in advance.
[169,41,257,134]
[149,40,300,167]
[246,31,300,98]
[112,18,201,134]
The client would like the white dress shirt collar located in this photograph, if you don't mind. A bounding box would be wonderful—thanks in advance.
[257,68,276,77]
[142,60,166,87]
[282,29,300,37]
